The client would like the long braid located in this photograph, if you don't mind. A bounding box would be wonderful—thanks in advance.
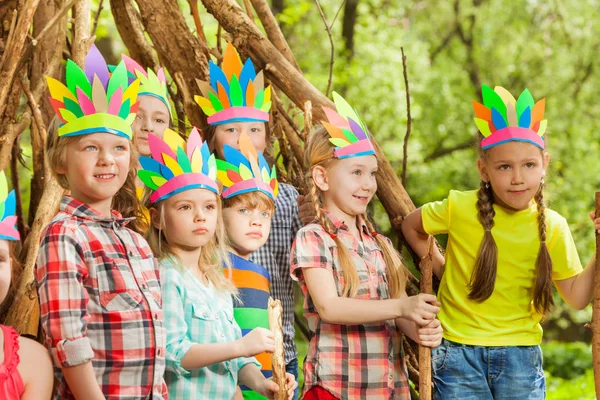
[469,180,499,302]
[363,215,406,298]
[533,185,554,314]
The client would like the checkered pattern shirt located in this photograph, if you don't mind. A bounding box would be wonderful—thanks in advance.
[35,197,167,400]
[291,213,410,400]
[161,256,258,399]
[251,183,301,364]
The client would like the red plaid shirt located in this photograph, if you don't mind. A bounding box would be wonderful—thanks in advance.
[36,197,167,399]
[291,213,410,400]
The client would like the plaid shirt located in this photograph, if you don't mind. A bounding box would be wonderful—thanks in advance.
[251,182,301,364]
[35,197,167,400]
[291,213,410,400]
[161,256,258,399]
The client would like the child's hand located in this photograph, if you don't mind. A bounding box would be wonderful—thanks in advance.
[589,211,600,234]
[417,318,443,348]
[239,328,275,357]
[297,195,316,225]
[400,293,440,326]
[259,373,298,400]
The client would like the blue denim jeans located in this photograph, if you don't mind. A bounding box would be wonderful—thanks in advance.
[432,339,545,400]
[286,358,299,400]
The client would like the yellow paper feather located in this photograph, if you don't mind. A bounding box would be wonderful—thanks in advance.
[239,164,253,180]
[163,154,184,176]
[494,86,517,107]
[217,170,234,187]
[190,148,203,173]
[46,77,78,102]
[164,129,185,153]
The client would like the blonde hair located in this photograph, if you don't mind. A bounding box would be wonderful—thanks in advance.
[222,191,275,213]
[144,190,237,295]
[304,126,406,298]
[45,117,146,234]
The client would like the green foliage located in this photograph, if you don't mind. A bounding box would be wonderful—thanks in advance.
[541,341,593,380]
[546,369,595,400]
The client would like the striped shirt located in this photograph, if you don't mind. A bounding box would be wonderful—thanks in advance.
[290,212,410,400]
[161,256,258,399]
[226,253,271,400]
[251,183,301,364]
[35,196,167,400]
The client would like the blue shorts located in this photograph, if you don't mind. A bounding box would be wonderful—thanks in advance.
[432,339,545,400]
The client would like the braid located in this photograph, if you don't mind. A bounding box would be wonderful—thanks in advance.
[363,215,406,298]
[533,185,554,314]
[469,180,499,302]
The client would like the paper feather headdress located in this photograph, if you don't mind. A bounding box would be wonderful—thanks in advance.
[0,171,19,241]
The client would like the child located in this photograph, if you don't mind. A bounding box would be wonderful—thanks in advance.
[0,171,53,399]
[402,85,596,399]
[195,42,304,395]
[291,93,443,400]
[138,127,296,399]
[36,45,167,399]
[217,132,280,399]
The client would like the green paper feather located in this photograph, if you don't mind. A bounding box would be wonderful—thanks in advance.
[341,128,359,143]
[474,118,492,137]
[107,62,127,99]
[177,147,192,173]
[332,92,363,130]
[208,92,224,112]
[239,164,253,180]
[138,170,161,190]
[229,75,243,107]
[66,60,92,98]
[63,98,84,118]
[254,88,265,109]
[260,101,272,112]
[516,89,534,118]
[118,99,131,119]
[329,138,350,147]
[59,108,77,123]
[208,155,217,181]
[270,165,276,179]
[216,159,239,173]
[482,85,506,121]
[151,175,168,187]
[261,168,270,183]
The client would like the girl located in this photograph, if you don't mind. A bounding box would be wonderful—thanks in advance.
[402,85,595,399]
[138,127,296,399]
[291,92,443,400]
[0,171,53,399]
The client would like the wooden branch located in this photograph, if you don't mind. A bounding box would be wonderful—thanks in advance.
[314,0,334,96]
[0,0,42,118]
[341,0,357,58]
[242,0,254,20]
[111,0,158,69]
[424,137,475,162]
[249,0,300,70]
[418,237,434,400]
[400,47,411,187]
[268,298,287,400]
[272,90,304,163]
[187,0,210,61]
[0,77,29,172]
[10,143,28,239]
[72,0,93,66]
[303,100,312,143]
[592,192,600,395]
[92,0,105,36]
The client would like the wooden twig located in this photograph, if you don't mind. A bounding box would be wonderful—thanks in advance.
[268,298,287,400]
[242,0,254,20]
[92,0,105,36]
[188,0,210,58]
[418,236,435,400]
[18,75,47,145]
[10,142,27,240]
[303,100,312,142]
[400,47,411,187]
[592,192,600,395]
[314,0,335,97]
[0,10,18,71]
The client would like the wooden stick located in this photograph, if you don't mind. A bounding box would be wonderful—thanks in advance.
[418,236,434,399]
[268,297,287,400]
[592,192,600,396]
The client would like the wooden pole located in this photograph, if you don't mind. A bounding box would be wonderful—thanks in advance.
[592,192,600,396]
[268,297,287,400]
[418,236,434,400]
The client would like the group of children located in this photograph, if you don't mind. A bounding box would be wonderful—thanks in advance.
[0,41,596,400]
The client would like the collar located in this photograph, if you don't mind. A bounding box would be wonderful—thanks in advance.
[60,196,134,227]
[322,210,372,237]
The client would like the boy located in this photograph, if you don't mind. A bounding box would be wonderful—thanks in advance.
[36,45,167,399]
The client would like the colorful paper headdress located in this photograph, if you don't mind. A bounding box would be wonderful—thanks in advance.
[474,85,547,150]
[321,92,376,159]
[120,55,173,120]
[138,128,218,203]
[46,45,139,139]
[0,171,19,241]
[194,42,271,126]
[217,132,278,201]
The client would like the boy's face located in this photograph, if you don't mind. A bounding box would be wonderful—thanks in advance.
[133,95,170,156]
[212,122,267,158]
[0,240,11,305]
[222,202,272,259]
[58,132,131,214]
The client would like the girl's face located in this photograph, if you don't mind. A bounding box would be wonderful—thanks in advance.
[313,154,378,226]
[153,188,219,250]
[212,122,267,159]
[478,141,549,211]
[133,95,170,156]
[0,240,11,304]
[58,132,131,215]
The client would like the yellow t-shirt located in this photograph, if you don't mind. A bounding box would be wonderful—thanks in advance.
[422,190,582,346]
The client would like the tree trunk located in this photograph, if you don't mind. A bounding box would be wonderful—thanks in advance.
[342,0,359,59]
[592,192,600,396]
